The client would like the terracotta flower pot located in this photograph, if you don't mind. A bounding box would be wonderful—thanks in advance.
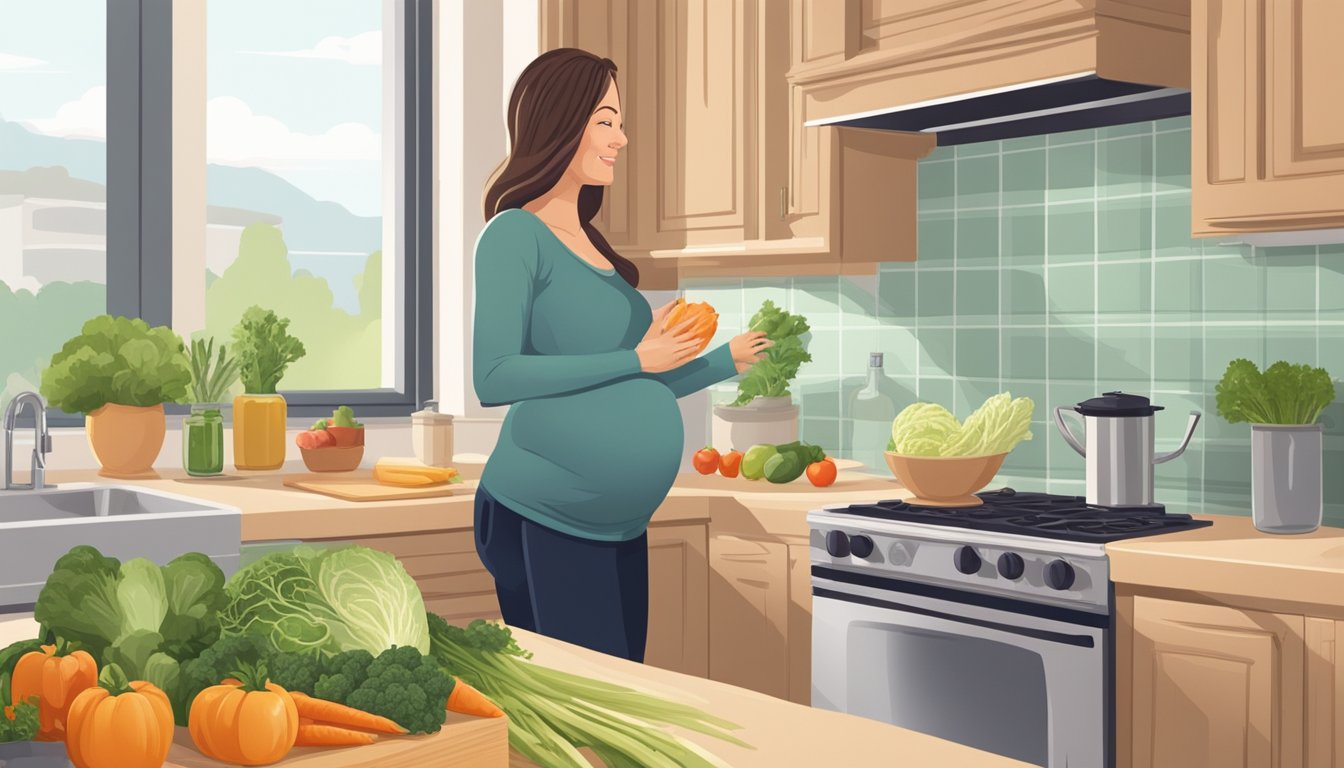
[86,403,166,478]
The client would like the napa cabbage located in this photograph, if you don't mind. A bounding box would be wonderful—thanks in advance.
[221,544,429,657]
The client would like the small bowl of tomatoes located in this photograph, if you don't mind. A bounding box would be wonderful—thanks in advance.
[296,406,365,471]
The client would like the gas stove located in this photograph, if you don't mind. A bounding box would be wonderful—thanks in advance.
[806,487,1211,614]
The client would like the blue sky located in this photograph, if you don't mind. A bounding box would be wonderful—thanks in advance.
[0,0,383,218]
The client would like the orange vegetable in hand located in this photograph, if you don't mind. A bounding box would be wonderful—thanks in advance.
[806,458,838,487]
[692,446,720,474]
[189,661,299,766]
[718,450,743,478]
[65,664,173,768]
[662,298,718,356]
[11,642,98,741]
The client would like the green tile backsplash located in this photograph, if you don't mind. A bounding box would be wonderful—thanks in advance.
[684,117,1344,523]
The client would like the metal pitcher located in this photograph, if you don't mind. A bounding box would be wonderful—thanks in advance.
[1054,391,1200,507]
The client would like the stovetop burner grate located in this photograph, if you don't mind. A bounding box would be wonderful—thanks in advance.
[831,487,1212,543]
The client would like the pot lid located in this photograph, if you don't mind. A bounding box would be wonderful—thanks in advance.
[1073,391,1165,417]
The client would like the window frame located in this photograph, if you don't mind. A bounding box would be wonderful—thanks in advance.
[43,0,434,427]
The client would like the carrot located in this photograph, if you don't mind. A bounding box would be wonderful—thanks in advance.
[295,723,378,747]
[446,677,505,718]
[289,691,407,734]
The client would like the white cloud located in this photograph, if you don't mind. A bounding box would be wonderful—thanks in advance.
[0,52,45,71]
[20,86,105,139]
[241,31,381,67]
[206,96,379,169]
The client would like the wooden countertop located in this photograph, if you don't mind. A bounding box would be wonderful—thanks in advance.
[1106,513,1344,608]
[41,464,907,543]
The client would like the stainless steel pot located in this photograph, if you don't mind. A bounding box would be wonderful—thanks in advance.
[1054,391,1201,507]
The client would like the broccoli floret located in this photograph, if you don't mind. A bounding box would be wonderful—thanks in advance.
[264,650,323,696]
[340,646,452,734]
[314,649,374,703]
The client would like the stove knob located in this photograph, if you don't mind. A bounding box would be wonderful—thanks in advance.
[997,552,1025,580]
[849,535,875,558]
[953,545,981,575]
[1045,560,1075,590]
[825,530,851,558]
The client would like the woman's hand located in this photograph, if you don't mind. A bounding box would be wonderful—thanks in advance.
[637,302,702,373]
[730,331,773,374]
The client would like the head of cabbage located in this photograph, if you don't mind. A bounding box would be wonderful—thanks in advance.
[889,394,1035,457]
[220,544,429,657]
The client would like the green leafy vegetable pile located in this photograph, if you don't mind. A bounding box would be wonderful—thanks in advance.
[429,615,749,767]
[1215,358,1336,425]
[220,544,429,657]
[0,696,39,743]
[40,314,193,413]
[730,300,811,406]
[231,305,306,394]
[31,545,229,724]
[887,393,1035,457]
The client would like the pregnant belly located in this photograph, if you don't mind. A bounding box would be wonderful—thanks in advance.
[508,378,683,481]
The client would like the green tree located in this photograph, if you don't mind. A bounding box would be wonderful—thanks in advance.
[0,279,105,416]
[204,224,381,391]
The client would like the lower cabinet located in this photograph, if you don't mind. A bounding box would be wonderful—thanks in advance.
[1119,593,1344,768]
[306,518,712,678]
[706,534,813,704]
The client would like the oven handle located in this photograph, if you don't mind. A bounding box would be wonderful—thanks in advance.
[813,586,1096,648]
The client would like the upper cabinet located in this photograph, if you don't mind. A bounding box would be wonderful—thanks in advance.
[1192,0,1344,236]
[539,0,933,285]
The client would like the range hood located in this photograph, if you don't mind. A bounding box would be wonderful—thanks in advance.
[807,71,1190,146]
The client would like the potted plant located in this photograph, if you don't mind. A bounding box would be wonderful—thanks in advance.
[40,315,193,477]
[182,336,241,477]
[1215,358,1336,534]
[711,300,811,451]
[230,306,305,471]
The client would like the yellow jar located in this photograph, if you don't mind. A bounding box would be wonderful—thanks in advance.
[233,393,287,470]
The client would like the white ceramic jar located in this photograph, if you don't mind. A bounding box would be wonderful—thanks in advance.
[411,400,455,467]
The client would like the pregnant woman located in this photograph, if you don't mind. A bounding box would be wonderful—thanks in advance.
[471,48,772,662]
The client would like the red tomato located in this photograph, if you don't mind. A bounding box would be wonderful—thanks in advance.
[806,458,838,487]
[719,450,743,478]
[692,446,721,474]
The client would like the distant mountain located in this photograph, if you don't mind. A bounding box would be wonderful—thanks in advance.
[0,118,379,255]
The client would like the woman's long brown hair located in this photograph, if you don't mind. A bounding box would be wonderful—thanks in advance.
[483,48,639,287]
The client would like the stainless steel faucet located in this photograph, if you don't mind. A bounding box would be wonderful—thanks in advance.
[4,391,53,490]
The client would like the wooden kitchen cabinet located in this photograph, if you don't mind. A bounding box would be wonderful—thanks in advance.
[708,535,791,699]
[1121,595,1305,768]
[540,0,932,281]
[644,522,710,677]
[1192,0,1344,235]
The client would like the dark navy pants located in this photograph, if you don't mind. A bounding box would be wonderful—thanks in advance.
[473,484,649,662]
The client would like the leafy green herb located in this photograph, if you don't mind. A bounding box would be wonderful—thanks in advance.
[32,545,229,725]
[1215,358,1335,425]
[730,300,811,406]
[231,306,306,394]
[0,696,40,743]
[428,615,748,767]
[188,335,241,403]
[40,314,193,413]
[331,405,363,428]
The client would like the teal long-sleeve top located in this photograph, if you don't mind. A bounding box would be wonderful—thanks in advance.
[472,208,739,541]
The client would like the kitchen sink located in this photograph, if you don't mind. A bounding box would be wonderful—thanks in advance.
[0,484,242,610]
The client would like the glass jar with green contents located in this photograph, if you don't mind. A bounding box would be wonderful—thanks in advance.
[183,404,225,476]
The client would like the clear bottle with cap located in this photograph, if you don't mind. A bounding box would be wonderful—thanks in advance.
[411,400,455,467]
[846,352,902,471]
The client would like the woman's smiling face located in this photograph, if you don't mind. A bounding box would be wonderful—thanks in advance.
[568,77,627,186]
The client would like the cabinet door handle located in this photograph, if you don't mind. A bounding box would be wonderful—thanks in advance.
[779,187,787,220]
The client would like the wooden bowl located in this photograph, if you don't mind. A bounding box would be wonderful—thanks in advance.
[883,452,1008,507]
[300,445,364,472]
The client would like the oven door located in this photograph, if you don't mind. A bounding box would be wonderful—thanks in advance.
[811,567,1111,768]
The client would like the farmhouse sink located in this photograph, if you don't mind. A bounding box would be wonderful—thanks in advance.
[0,483,241,609]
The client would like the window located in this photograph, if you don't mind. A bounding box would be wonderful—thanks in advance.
[0,0,108,418]
[197,0,398,393]
[1,0,430,427]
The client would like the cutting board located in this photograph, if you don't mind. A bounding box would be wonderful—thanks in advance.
[282,470,478,501]
[166,714,508,767]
